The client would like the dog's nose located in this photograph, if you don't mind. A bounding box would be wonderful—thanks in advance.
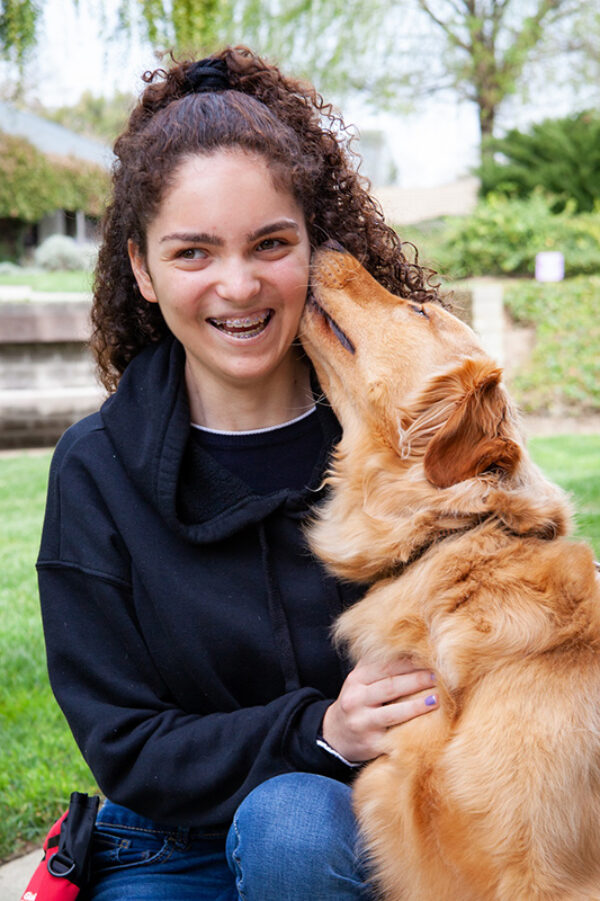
[320,239,347,253]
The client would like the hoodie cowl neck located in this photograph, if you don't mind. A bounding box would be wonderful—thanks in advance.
[101,335,341,544]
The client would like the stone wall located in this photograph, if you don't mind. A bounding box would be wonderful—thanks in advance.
[0,293,104,449]
[0,284,504,450]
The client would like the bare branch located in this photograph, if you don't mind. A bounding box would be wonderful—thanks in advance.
[445,0,468,18]
[497,0,568,81]
[489,0,511,45]
[416,0,472,52]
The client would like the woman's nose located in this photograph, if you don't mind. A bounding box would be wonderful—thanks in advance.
[215,259,261,304]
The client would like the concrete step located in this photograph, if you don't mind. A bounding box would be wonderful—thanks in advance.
[0,849,42,900]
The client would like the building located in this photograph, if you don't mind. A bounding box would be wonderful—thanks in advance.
[0,101,112,250]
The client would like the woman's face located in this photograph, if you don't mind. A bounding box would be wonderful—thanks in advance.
[129,150,311,400]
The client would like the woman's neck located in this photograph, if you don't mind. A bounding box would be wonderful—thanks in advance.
[185,353,314,432]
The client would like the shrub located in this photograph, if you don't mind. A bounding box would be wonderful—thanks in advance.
[504,276,600,415]
[478,112,600,213]
[33,235,97,271]
[0,132,110,222]
[0,260,22,275]
[404,194,600,280]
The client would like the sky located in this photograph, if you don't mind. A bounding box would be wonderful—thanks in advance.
[16,0,596,189]
[36,0,152,105]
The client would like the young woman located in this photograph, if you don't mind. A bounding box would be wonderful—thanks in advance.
[37,47,441,900]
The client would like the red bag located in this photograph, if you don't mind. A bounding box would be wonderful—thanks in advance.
[20,793,99,901]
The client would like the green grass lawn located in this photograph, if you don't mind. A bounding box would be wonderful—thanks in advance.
[0,269,92,292]
[1,436,599,862]
[0,453,95,863]
[528,435,600,553]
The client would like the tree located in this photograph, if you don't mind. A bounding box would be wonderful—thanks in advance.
[477,111,600,213]
[412,1,575,141]
[0,0,39,67]
[114,0,595,147]
[35,90,136,144]
[123,0,227,53]
[5,1,598,160]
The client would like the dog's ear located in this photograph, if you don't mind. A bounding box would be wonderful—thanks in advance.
[423,362,522,489]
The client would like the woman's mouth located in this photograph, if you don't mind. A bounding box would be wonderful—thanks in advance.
[207,309,273,340]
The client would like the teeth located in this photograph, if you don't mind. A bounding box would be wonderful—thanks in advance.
[208,310,273,340]
[207,310,272,340]
[210,311,270,330]
[223,323,265,339]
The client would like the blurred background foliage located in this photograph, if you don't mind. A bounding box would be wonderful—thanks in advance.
[0,132,109,220]
[404,194,600,280]
[504,277,600,415]
[478,111,600,213]
[2,1,600,153]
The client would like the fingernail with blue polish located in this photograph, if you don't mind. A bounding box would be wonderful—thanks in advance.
[425,694,438,707]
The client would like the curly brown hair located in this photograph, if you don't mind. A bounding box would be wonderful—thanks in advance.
[91,45,440,392]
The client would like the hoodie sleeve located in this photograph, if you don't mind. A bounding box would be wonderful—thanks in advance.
[37,430,355,829]
[38,564,354,827]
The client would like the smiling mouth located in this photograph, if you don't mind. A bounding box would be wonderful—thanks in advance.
[207,310,273,339]
[307,294,355,354]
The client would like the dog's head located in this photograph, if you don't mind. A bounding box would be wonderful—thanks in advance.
[301,246,520,488]
[300,247,569,580]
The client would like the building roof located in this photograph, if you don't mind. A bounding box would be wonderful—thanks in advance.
[0,101,112,169]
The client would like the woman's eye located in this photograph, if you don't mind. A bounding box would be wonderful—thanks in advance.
[410,303,429,318]
[257,238,284,252]
[178,248,207,260]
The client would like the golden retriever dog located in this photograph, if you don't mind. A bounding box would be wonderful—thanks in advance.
[299,246,600,901]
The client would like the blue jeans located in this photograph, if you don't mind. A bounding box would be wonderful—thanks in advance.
[85,773,375,900]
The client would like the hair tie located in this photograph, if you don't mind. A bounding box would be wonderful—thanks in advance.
[185,58,230,94]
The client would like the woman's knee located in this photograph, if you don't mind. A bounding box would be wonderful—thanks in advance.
[226,773,371,900]
[235,772,354,847]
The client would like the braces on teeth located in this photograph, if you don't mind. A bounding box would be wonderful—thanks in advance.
[209,311,272,335]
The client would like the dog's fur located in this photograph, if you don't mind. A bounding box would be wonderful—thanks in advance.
[300,247,600,901]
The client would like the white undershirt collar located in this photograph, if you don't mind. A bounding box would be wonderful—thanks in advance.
[191,405,317,437]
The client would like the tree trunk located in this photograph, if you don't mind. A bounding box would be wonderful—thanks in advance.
[478,99,496,164]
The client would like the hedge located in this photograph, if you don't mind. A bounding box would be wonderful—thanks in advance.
[0,131,110,222]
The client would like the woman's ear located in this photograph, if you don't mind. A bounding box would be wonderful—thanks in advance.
[127,239,158,303]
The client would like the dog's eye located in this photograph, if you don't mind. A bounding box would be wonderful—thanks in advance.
[410,303,429,319]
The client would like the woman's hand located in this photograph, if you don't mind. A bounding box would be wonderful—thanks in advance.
[322,658,438,763]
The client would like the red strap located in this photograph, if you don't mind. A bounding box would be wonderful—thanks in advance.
[20,809,80,901]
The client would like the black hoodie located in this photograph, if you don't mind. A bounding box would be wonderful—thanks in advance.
[37,336,363,831]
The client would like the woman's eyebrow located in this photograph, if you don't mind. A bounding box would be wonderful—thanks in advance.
[159,220,300,246]
[160,231,224,245]
[247,220,300,241]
